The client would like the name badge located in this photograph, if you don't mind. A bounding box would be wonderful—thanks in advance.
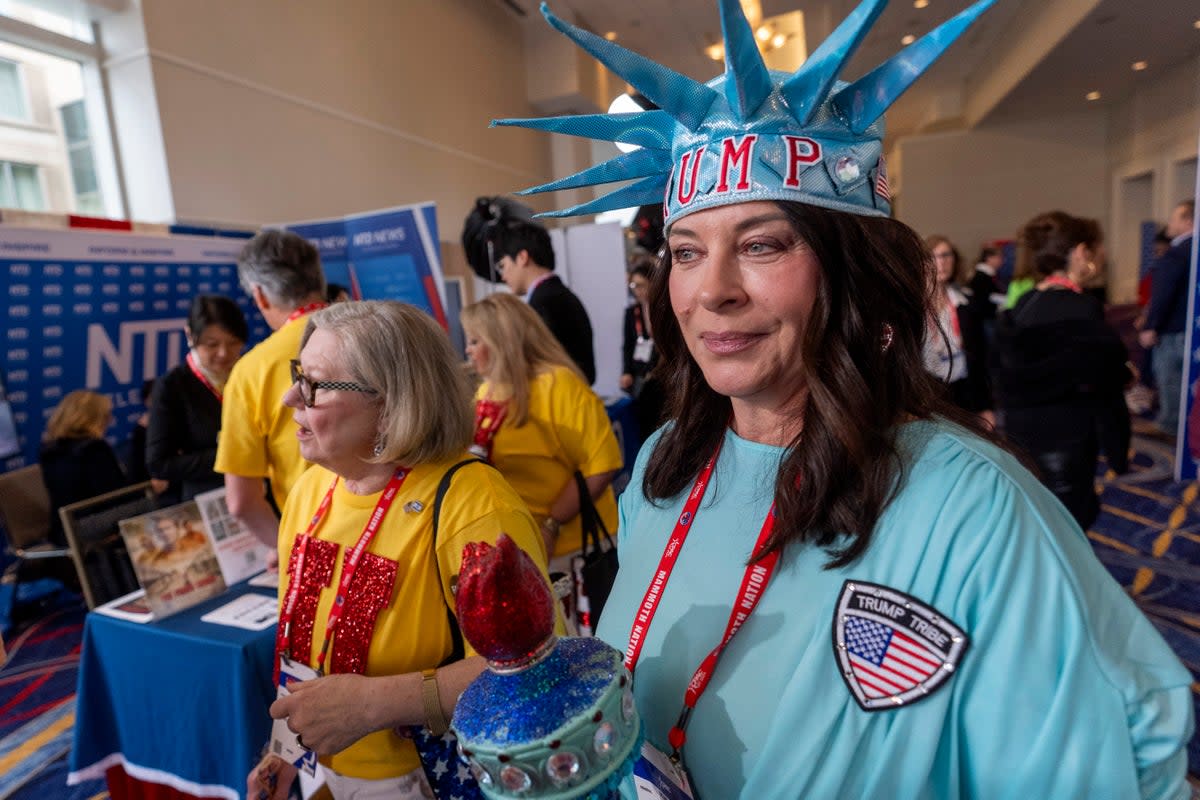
[633,741,694,800]
[633,338,654,364]
[270,656,320,776]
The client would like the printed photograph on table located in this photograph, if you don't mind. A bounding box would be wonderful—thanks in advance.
[118,500,226,618]
[194,487,274,584]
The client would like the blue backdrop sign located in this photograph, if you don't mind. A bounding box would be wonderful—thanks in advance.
[285,202,447,326]
[0,229,262,472]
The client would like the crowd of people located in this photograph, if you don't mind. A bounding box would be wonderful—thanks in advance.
[20,0,1200,797]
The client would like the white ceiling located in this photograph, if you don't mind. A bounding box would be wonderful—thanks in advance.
[495,0,1200,142]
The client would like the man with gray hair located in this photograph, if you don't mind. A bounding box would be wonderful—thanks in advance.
[215,230,326,546]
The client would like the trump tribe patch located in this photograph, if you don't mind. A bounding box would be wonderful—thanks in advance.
[832,580,969,711]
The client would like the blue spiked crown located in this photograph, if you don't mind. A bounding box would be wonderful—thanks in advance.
[494,0,994,226]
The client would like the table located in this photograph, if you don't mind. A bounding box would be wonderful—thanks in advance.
[68,581,277,800]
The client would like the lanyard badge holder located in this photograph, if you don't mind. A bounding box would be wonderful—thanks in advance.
[626,445,780,799]
[271,468,410,775]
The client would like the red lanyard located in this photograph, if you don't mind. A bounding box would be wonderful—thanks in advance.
[624,442,782,759]
[185,352,222,402]
[929,293,961,341]
[1040,275,1082,293]
[278,467,409,672]
[633,304,645,340]
[287,301,327,323]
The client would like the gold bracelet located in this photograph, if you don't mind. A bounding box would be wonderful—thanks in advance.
[421,668,449,736]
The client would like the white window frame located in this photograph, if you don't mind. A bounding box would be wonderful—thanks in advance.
[0,158,46,210]
[0,12,124,217]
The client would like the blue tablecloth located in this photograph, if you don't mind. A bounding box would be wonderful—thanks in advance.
[68,582,277,799]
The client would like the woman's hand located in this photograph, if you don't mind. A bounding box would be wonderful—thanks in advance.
[269,673,378,756]
[246,754,295,800]
[619,373,634,390]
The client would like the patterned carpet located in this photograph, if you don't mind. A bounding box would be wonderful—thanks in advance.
[1,424,1199,797]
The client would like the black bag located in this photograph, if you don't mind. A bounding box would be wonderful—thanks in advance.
[408,458,485,800]
[572,471,619,633]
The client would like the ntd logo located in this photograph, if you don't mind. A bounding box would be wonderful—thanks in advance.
[86,319,185,387]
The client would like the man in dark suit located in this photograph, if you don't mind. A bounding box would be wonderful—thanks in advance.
[491,219,596,384]
[1139,199,1196,438]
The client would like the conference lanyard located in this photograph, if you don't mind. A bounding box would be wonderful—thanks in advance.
[279,467,409,672]
[633,304,645,341]
[185,351,222,402]
[287,301,328,323]
[623,442,782,761]
[1041,275,1082,293]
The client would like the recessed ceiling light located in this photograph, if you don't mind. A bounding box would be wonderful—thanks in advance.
[772,32,787,48]
[756,26,771,42]
[604,31,618,41]
[1086,91,1101,101]
[1194,18,1200,29]
[901,34,916,45]
[1132,60,1147,71]
[705,42,725,61]
[914,0,929,8]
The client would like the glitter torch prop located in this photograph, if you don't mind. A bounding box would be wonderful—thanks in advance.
[451,535,643,799]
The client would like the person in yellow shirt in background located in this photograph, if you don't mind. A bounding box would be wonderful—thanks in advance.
[461,293,621,625]
[215,230,326,547]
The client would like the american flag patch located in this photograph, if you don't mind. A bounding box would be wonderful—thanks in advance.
[833,581,968,711]
[875,156,891,201]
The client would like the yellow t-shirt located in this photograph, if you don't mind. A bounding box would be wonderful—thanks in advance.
[214,316,309,510]
[478,366,622,558]
[276,455,550,780]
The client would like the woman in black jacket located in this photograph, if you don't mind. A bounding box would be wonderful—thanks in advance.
[992,211,1132,529]
[40,390,130,545]
[146,295,248,500]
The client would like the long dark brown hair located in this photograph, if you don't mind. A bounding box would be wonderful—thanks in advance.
[644,201,996,568]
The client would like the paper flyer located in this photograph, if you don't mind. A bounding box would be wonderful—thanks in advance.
[194,487,274,585]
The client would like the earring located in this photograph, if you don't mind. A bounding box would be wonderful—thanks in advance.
[881,323,894,353]
[372,441,384,458]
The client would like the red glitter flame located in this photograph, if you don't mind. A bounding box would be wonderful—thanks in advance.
[457,534,555,667]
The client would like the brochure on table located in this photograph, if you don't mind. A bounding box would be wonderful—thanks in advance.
[194,487,273,584]
[118,502,226,619]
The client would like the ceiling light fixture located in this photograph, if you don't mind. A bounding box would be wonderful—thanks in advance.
[914,0,929,8]
[756,25,771,42]
[1086,91,1101,101]
[901,34,916,45]
[706,42,725,61]
[772,32,787,48]
[1131,60,1147,71]
[604,31,617,41]
[1194,19,1200,29]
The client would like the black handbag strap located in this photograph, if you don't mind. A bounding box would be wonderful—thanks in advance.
[432,457,488,666]
[574,471,615,557]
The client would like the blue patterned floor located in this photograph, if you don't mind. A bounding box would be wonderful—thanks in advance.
[1090,425,1200,779]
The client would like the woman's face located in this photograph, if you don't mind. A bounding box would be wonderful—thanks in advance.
[930,242,956,285]
[629,272,651,304]
[283,327,381,473]
[191,324,245,379]
[667,201,821,415]
[464,328,493,377]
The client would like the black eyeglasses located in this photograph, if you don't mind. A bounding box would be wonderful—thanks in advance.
[289,359,377,408]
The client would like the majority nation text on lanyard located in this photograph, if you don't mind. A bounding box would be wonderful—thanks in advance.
[624,442,782,760]
[279,467,409,673]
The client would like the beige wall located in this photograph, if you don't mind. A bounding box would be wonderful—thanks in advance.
[895,108,1109,266]
[134,0,553,234]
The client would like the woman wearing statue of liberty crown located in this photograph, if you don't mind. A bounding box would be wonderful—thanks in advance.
[490,0,1194,797]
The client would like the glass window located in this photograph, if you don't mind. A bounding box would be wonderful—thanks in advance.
[0,160,45,210]
[0,59,26,120]
[0,0,93,43]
